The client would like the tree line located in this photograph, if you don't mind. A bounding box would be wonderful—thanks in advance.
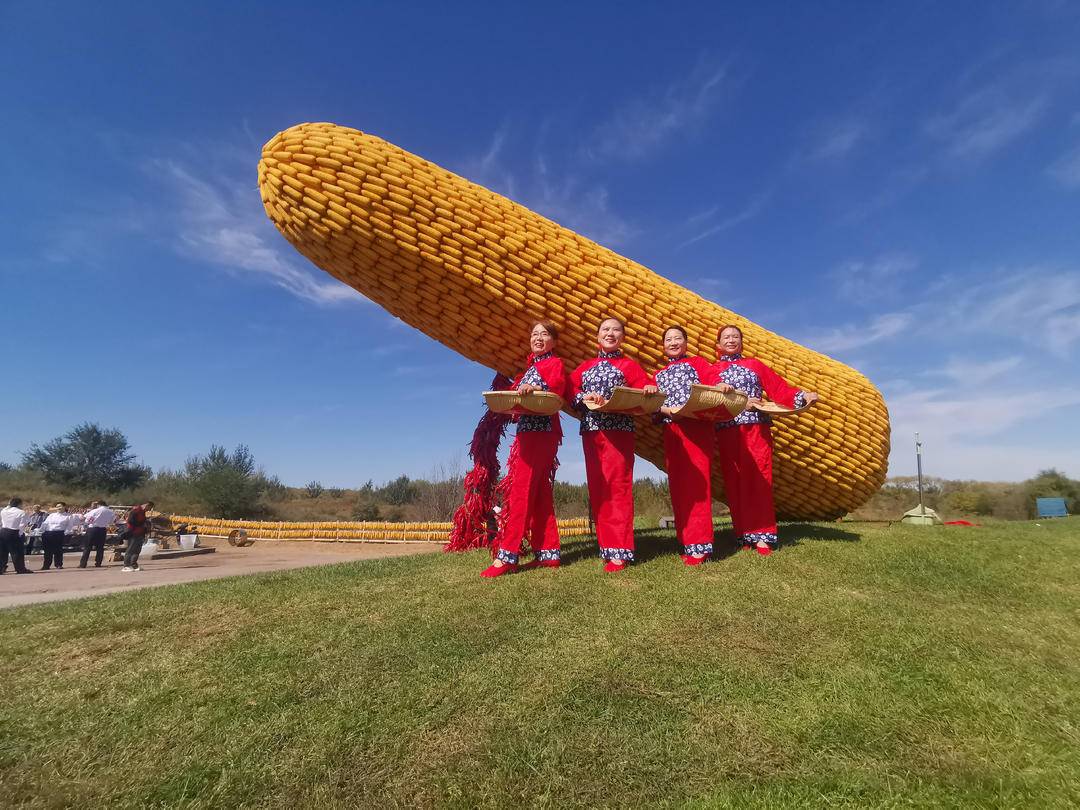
[2,422,1075,523]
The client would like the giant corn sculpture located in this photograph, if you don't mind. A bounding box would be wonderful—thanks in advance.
[258,123,889,519]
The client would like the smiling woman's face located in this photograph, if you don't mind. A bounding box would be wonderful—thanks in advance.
[663,328,687,358]
[597,318,625,351]
[717,326,743,356]
[529,323,556,355]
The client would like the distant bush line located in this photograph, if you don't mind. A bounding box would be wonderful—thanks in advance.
[2,423,1074,523]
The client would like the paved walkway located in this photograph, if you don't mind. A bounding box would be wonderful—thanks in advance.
[0,539,443,609]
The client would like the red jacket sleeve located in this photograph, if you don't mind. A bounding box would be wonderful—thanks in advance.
[750,358,803,408]
[620,357,655,389]
[537,356,570,400]
[689,356,713,384]
[570,361,588,409]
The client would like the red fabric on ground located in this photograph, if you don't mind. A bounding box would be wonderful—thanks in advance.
[664,418,715,548]
[715,422,777,538]
[582,430,636,554]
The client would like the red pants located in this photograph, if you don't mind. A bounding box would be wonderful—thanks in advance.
[582,430,635,561]
[496,431,560,562]
[715,423,778,545]
[663,419,715,552]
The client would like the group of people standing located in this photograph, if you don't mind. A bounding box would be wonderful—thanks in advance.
[482,318,817,577]
[0,497,156,574]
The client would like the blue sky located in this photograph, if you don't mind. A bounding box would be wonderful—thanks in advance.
[3,1,1079,487]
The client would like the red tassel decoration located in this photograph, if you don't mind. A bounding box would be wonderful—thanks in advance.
[445,373,513,552]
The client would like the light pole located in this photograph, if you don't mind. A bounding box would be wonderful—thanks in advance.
[915,432,925,517]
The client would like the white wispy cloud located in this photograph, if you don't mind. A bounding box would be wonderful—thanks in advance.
[806,312,914,354]
[462,127,635,247]
[151,159,359,306]
[923,59,1077,162]
[939,267,1080,357]
[829,253,918,303]
[808,265,1080,360]
[925,92,1047,161]
[1047,143,1080,187]
[686,205,720,226]
[678,190,771,248]
[936,355,1023,386]
[584,57,737,162]
[838,166,931,226]
[885,382,1080,479]
[807,118,867,162]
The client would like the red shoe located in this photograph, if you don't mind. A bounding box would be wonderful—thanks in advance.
[480,562,517,578]
[683,554,708,566]
[521,559,560,570]
[755,545,773,556]
[603,560,628,573]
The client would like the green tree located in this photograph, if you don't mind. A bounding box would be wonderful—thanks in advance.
[21,422,149,492]
[1023,468,1078,517]
[184,444,267,518]
[380,475,417,506]
[305,480,325,499]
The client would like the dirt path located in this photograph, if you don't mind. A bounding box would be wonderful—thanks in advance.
[0,538,443,609]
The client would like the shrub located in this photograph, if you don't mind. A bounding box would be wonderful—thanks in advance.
[184,445,267,519]
[380,475,417,506]
[352,501,381,521]
[1023,469,1078,518]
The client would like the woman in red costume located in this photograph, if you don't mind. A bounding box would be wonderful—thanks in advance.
[571,317,657,572]
[482,320,569,578]
[654,325,733,566]
[713,325,818,555]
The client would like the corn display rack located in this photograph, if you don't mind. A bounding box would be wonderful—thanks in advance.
[258,123,890,520]
[170,515,593,543]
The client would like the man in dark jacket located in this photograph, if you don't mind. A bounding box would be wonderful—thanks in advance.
[122,501,155,572]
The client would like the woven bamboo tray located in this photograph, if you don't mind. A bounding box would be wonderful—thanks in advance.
[584,386,666,415]
[671,385,749,420]
[751,399,816,417]
[484,390,565,416]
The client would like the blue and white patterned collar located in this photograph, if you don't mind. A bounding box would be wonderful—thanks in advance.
[719,353,744,361]
[530,351,555,364]
[597,349,623,359]
[664,354,688,365]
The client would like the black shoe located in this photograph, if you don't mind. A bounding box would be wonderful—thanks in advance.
[79,564,87,569]
[41,567,51,571]
[16,570,34,574]
[94,564,102,568]
[56,565,63,569]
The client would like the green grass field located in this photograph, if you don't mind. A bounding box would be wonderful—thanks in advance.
[1,520,1078,808]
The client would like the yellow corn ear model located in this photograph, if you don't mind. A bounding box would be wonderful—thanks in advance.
[257,123,890,520]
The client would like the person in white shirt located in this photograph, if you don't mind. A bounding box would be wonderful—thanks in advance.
[40,502,78,571]
[0,497,33,574]
[79,500,116,568]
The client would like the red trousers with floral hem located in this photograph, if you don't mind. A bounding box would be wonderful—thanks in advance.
[497,431,561,557]
[582,430,635,559]
[663,419,715,549]
[715,423,777,539]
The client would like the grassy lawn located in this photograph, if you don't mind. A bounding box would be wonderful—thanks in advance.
[1,519,1078,808]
